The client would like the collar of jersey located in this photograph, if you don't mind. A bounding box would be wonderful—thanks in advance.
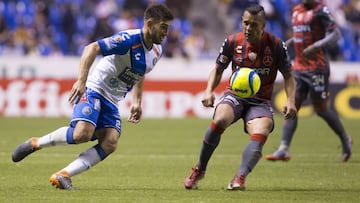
[140,30,153,51]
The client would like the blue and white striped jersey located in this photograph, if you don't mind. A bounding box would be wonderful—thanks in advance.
[86,29,162,105]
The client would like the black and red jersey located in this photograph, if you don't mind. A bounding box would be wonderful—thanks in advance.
[291,3,336,71]
[216,31,291,100]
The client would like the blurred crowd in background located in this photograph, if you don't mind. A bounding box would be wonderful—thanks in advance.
[0,0,359,61]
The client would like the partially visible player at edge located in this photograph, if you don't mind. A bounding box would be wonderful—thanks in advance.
[184,4,297,191]
[265,0,352,162]
[11,4,174,190]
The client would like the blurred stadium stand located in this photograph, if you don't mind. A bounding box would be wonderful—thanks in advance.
[0,0,359,61]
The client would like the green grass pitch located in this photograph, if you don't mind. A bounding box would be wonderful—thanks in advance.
[0,115,359,203]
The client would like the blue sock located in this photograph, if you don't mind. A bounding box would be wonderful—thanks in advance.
[94,144,108,160]
[66,127,76,144]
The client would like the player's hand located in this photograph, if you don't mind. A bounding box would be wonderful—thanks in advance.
[282,104,297,120]
[201,91,215,107]
[302,44,320,59]
[69,80,86,104]
[128,105,142,124]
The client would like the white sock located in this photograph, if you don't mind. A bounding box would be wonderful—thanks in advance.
[37,127,68,148]
[63,147,102,176]
[278,142,289,151]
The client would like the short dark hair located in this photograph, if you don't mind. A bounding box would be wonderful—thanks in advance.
[244,4,266,19]
[144,4,174,22]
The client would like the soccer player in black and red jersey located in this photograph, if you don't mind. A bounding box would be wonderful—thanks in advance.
[265,0,352,162]
[184,4,297,191]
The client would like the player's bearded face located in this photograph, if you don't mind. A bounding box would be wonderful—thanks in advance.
[150,21,171,44]
[242,11,265,44]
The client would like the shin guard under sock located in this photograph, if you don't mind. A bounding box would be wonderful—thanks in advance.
[238,134,267,177]
[197,122,224,170]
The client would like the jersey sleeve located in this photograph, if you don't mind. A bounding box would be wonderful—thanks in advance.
[215,35,233,69]
[97,31,132,56]
[317,5,337,32]
[276,39,292,74]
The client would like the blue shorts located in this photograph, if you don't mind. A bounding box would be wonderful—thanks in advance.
[217,91,274,133]
[70,88,122,137]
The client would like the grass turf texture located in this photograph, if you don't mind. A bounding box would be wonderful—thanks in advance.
[0,116,359,203]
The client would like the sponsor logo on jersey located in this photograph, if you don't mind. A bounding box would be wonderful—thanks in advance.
[254,67,271,75]
[117,67,144,88]
[235,45,242,54]
[134,52,141,60]
[293,25,311,32]
[293,37,303,43]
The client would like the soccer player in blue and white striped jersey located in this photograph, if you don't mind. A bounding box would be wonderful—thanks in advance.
[12,4,174,190]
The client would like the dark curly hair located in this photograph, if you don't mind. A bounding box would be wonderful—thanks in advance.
[144,4,174,22]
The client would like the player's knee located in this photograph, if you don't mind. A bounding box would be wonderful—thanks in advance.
[101,139,118,154]
[212,118,231,130]
[315,108,330,118]
[71,122,96,143]
[73,128,94,143]
[313,101,328,113]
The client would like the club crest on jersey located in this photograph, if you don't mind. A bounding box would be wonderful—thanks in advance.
[248,52,257,62]
[108,77,119,88]
[82,106,92,116]
[112,35,122,43]
[104,35,122,50]
[263,46,273,66]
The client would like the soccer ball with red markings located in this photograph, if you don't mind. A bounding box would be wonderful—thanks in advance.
[230,67,261,98]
